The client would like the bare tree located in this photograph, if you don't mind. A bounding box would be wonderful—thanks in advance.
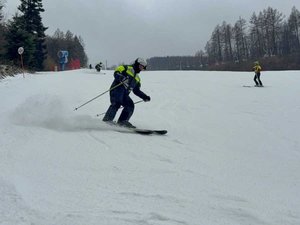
[220,21,234,62]
[288,6,300,52]
[233,17,249,62]
[261,7,284,56]
[206,25,223,64]
[249,12,265,58]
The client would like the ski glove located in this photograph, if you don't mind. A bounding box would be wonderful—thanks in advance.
[143,95,151,102]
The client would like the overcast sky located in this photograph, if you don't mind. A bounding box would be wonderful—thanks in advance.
[4,0,300,67]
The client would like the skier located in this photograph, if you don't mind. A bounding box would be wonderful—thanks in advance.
[95,62,102,72]
[253,61,263,87]
[102,58,150,128]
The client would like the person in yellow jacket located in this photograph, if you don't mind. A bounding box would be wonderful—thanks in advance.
[253,61,263,87]
[102,58,150,128]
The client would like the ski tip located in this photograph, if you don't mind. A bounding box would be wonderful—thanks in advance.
[154,130,168,135]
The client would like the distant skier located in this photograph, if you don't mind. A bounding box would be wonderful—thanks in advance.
[89,64,93,69]
[95,62,102,72]
[253,61,263,87]
[102,58,151,128]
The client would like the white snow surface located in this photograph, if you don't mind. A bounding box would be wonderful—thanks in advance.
[0,69,300,225]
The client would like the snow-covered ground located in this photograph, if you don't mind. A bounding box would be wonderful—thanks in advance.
[0,69,299,225]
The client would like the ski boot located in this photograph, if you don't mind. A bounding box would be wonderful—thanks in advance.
[117,121,136,129]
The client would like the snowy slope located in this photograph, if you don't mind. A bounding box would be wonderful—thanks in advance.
[0,69,299,225]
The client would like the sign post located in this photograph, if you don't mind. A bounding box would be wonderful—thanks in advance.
[18,47,25,78]
[57,50,69,71]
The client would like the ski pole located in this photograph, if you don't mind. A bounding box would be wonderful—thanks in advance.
[74,80,126,111]
[96,100,144,117]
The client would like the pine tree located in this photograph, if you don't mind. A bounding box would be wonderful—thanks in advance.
[5,14,35,67]
[19,0,48,70]
[0,0,6,61]
[0,0,4,21]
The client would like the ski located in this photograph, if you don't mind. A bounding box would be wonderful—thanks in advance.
[103,121,167,135]
[133,128,167,135]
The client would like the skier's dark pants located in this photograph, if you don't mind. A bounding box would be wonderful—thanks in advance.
[254,72,263,86]
[103,86,134,122]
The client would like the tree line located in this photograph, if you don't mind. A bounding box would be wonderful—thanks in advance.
[1,2,299,71]
[0,0,88,72]
[149,6,300,71]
